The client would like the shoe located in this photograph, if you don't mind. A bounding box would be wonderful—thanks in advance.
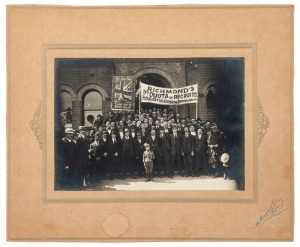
[132,175,137,179]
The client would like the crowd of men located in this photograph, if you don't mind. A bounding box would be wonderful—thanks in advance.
[57,108,230,190]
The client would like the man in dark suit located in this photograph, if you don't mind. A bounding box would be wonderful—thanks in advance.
[176,123,184,135]
[121,129,137,180]
[181,126,194,177]
[60,128,77,189]
[146,129,161,177]
[157,127,172,178]
[76,129,91,189]
[95,132,109,180]
[107,131,120,180]
[152,111,158,122]
[133,132,145,177]
[106,122,113,141]
[130,125,137,141]
[194,128,208,176]
[140,123,149,143]
[169,126,182,177]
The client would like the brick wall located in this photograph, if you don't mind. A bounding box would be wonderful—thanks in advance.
[57,59,221,127]
[116,61,186,87]
[186,62,219,123]
[59,67,114,97]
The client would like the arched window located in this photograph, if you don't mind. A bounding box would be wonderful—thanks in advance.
[59,91,72,126]
[84,91,102,126]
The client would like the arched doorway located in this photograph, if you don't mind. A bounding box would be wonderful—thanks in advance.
[83,91,103,126]
[134,73,177,113]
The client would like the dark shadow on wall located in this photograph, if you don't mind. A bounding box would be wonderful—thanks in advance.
[215,58,245,190]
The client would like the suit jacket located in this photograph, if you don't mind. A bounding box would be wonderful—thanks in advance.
[140,128,149,143]
[194,134,207,155]
[181,133,194,155]
[76,136,90,170]
[130,132,137,141]
[106,129,113,141]
[61,138,77,170]
[133,138,144,158]
[121,137,134,158]
[177,127,184,135]
[169,133,182,156]
[157,133,170,156]
[117,132,125,144]
[95,138,109,158]
[90,140,100,155]
[107,138,120,157]
[146,135,159,152]
[154,125,161,135]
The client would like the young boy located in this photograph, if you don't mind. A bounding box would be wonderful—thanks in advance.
[220,147,230,180]
[143,143,155,182]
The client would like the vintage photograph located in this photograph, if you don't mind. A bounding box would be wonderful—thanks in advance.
[54,57,244,191]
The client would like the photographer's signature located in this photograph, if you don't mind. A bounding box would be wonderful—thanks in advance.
[253,198,287,229]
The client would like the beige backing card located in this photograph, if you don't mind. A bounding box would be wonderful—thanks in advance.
[7,5,293,241]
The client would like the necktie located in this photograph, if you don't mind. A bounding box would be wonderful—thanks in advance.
[174,134,177,139]
[161,135,163,138]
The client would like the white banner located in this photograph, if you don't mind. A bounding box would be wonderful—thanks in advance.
[140,83,198,105]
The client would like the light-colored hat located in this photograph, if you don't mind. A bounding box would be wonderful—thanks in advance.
[221,153,230,163]
[65,128,74,134]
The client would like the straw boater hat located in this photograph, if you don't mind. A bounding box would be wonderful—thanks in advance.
[144,143,150,148]
[65,128,74,134]
[221,152,230,164]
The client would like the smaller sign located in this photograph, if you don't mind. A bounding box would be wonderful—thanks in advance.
[111,76,135,111]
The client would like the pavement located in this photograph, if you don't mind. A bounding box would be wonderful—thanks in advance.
[84,175,238,191]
